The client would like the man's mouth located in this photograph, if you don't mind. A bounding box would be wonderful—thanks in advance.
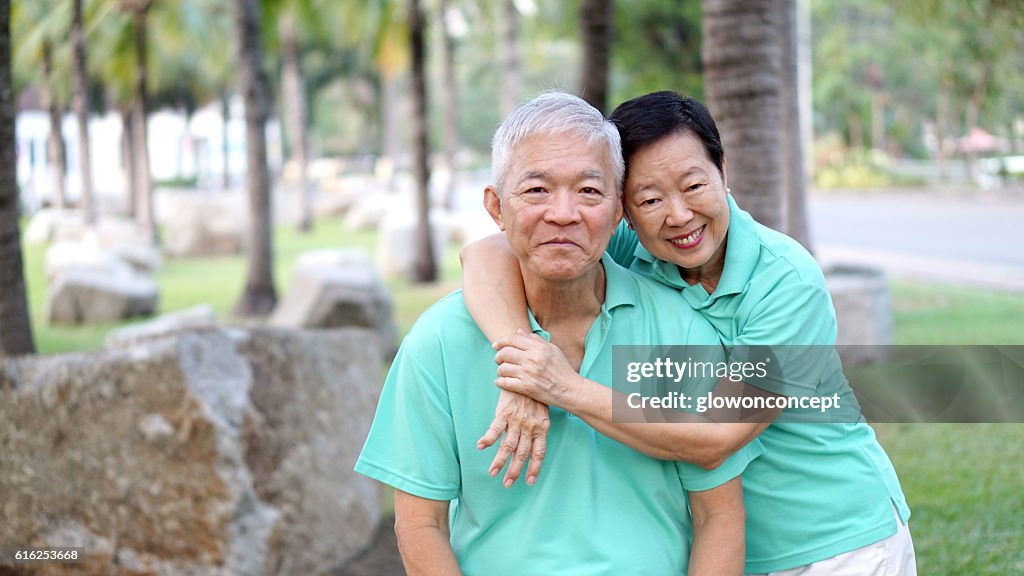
[668,225,705,248]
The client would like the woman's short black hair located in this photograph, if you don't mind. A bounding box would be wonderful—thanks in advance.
[609,91,725,178]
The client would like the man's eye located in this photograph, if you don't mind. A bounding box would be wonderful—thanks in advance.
[525,187,546,194]
[580,187,601,195]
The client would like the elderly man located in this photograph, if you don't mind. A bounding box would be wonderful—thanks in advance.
[355,92,761,575]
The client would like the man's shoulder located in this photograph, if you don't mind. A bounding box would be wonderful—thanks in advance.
[400,290,485,353]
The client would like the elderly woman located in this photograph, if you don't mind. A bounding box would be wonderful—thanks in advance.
[461,91,916,575]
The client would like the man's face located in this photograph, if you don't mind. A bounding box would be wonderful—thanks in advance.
[485,131,622,283]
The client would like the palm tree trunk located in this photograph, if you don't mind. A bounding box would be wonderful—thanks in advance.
[579,0,613,114]
[409,0,436,283]
[121,105,137,218]
[279,15,312,233]
[221,90,231,190]
[702,0,784,230]
[779,0,811,251]
[131,1,157,244]
[0,0,36,356]
[440,0,459,210]
[499,0,520,118]
[41,40,66,210]
[71,0,95,225]
[232,0,277,316]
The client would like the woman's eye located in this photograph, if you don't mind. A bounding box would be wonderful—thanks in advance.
[686,183,705,192]
[640,198,661,206]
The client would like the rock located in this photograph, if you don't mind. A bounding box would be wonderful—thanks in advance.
[376,208,448,278]
[46,268,159,324]
[24,208,87,245]
[106,305,218,349]
[0,327,383,576]
[825,264,893,365]
[448,210,501,246]
[270,250,396,359]
[45,242,135,282]
[159,192,246,258]
[343,194,394,232]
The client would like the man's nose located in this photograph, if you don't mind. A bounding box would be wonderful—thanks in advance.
[665,195,694,227]
[545,190,582,225]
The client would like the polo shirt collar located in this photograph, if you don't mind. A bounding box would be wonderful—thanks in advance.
[527,253,634,336]
[627,194,760,305]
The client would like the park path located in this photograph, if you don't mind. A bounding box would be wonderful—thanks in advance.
[810,190,1024,292]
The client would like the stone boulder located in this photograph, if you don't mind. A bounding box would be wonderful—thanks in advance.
[270,250,396,359]
[105,304,218,349]
[159,192,246,258]
[376,208,448,278]
[45,242,135,282]
[46,268,159,324]
[0,327,383,576]
[343,194,393,232]
[825,264,893,365]
[24,208,88,245]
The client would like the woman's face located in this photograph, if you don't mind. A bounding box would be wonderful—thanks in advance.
[623,130,730,284]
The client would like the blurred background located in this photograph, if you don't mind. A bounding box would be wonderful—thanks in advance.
[1,0,1022,575]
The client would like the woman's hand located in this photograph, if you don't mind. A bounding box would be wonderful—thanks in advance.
[492,329,586,408]
[477,389,550,487]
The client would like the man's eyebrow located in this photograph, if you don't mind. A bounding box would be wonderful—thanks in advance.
[579,169,604,180]
[517,170,549,183]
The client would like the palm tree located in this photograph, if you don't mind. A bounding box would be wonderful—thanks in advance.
[277,8,312,232]
[780,0,811,250]
[701,0,783,230]
[439,0,461,209]
[0,0,36,356]
[124,0,157,244]
[71,0,96,225]
[579,0,613,114]
[498,0,520,117]
[232,0,277,315]
[13,0,71,209]
[409,0,435,282]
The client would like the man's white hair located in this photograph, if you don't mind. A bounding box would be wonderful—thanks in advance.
[490,91,624,196]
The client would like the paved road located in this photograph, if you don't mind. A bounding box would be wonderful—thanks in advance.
[809,191,1024,291]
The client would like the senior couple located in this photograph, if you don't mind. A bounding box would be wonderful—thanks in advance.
[355,91,917,575]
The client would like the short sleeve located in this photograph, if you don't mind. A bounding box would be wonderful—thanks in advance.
[354,337,461,501]
[676,437,764,492]
[729,281,837,396]
[606,220,641,269]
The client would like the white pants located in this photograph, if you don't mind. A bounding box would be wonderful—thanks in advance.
[747,507,917,576]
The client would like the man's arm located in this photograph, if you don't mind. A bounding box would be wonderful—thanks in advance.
[687,477,745,576]
[394,490,462,576]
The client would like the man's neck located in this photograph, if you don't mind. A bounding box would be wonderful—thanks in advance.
[522,263,606,370]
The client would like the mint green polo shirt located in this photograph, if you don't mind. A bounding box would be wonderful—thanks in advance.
[356,255,763,575]
[608,196,910,572]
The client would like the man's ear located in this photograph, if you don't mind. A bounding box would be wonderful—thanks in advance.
[483,185,505,230]
[611,197,624,232]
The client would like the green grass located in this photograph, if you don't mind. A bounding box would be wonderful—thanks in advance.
[19,219,1024,574]
[881,280,1024,574]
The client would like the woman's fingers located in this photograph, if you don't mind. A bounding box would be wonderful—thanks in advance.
[489,425,521,479]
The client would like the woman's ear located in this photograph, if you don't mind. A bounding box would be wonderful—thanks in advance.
[722,156,729,194]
